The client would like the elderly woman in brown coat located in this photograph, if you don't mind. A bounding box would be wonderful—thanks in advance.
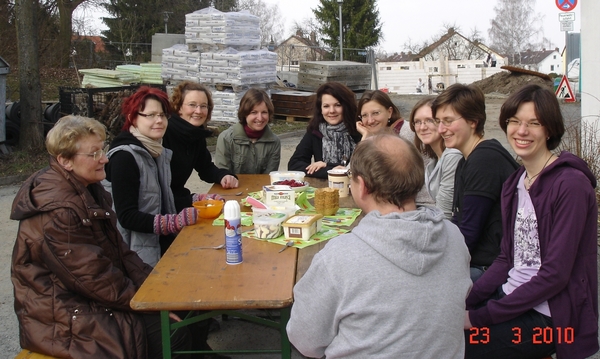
[10,116,191,359]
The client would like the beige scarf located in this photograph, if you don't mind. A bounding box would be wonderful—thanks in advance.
[129,126,164,158]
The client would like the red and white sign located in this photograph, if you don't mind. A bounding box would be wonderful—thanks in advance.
[556,0,577,12]
[555,75,576,103]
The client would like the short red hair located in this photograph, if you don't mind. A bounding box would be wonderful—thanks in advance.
[121,87,172,131]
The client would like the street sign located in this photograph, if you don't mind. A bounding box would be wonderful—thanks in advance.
[555,75,576,103]
[560,21,574,31]
[558,12,575,21]
[556,0,577,12]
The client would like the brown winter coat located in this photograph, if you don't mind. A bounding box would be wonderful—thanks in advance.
[10,157,153,359]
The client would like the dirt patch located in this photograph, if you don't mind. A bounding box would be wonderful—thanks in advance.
[472,70,554,96]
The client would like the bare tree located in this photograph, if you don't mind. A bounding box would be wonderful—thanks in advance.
[488,0,544,63]
[291,18,322,45]
[238,0,284,45]
[15,0,44,151]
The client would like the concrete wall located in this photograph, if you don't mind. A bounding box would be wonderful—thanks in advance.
[151,34,186,63]
[377,59,506,94]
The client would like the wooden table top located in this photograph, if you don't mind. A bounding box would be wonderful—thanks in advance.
[130,174,360,311]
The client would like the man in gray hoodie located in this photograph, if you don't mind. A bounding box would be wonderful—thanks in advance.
[287,135,472,358]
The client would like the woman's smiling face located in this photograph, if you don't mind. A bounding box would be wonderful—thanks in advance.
[359,100,392,134]
[321,94,344,125]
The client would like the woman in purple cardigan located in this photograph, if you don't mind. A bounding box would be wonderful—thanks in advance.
[464,84,598,359]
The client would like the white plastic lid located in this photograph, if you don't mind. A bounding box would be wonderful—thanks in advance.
[223,200,241,219]
[327,168,349,175]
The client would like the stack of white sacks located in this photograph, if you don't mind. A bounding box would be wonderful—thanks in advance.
[161,7,278,123]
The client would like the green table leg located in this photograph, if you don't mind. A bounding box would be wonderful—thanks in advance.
[280,307,292,359]
[160,310,172,359]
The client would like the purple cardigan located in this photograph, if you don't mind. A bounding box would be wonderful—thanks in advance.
[466,151,599,359]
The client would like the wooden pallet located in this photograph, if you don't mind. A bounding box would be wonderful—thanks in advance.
[272,90,314,119]
[274,113,312,122]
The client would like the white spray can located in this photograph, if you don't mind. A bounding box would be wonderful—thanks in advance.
[224,200,243,265]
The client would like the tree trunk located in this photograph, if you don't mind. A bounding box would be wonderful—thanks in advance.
[57,0,85,68]
[15,0,44,151]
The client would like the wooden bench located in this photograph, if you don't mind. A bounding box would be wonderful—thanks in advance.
[15,349,60,359]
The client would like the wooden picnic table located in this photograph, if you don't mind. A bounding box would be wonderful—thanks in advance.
[130,174,360,358]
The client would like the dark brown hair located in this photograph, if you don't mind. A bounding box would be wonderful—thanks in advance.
[307,82,358,136]
[237,88,274,125]
[357,90,402,125]
[499,84,564,150]
[431,83,486,136]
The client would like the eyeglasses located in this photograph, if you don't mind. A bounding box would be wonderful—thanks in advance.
[137,112,167,120]
[506,119,542,128]
[76,145,109,161]
[185,103,210,111]
[358,111,382,120]
[434,116,463,127]
[413,118,436,127]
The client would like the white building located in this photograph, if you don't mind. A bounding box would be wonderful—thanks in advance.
[516,48,562,75]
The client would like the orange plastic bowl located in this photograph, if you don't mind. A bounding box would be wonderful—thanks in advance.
[193,199,224,219]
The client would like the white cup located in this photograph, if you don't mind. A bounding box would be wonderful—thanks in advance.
[327,169,350,197]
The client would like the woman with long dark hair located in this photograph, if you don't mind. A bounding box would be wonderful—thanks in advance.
[288,82,361,178]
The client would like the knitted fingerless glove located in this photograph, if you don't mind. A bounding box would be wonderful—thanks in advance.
[192,193,225,202]
[153,208,198,235]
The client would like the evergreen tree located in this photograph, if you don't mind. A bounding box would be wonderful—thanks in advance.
[313,0,382,61]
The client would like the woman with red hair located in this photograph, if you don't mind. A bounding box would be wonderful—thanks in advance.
[103,87,198,267]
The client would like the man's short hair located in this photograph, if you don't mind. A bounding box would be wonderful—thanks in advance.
[350,134,424,208]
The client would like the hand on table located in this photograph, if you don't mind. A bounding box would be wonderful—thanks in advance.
[221,175,239,189]
[306,161,326,175]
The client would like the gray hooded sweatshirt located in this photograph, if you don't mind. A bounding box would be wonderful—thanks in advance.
[287,206,471,358]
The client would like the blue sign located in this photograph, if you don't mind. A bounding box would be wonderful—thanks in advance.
[556,0,577,12]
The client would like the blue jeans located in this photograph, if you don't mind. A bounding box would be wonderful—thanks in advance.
[470,265,487,282]
[465,287,555,358]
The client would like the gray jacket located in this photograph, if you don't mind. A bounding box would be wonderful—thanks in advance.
[103,144,177,267]
[425,148,462,218]
[287,206,471,358]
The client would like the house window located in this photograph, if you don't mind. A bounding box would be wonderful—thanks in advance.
[428,67,439,73]
[553,55,556,59]
[457,64,466,69]
[400,66,410,70]
[379,67,392,71]
[551,65,555,71]
[291,61,299,66]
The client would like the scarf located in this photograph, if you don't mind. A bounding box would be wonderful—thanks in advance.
[244,124,266,139]
[319,122,356,164]
[129,126,164,158]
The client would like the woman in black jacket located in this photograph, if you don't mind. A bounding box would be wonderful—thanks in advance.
[164,81,238,211]
[288,82,361,179]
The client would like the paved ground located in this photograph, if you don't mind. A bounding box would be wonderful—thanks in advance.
[0,96,595,358]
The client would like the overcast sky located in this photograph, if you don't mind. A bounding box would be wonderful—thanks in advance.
[264,0,581,54]
[78,0,581,54]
